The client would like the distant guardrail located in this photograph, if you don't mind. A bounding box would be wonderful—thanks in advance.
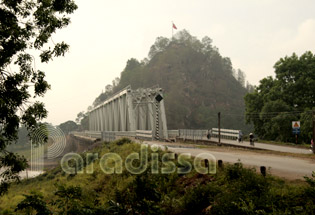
[168,130,179,141]
[178,129,208,141]
[71,131,137,142]
[136,130,153,140]
[211,128,240,140]
[71,128,241,143]
[71,131,102,139]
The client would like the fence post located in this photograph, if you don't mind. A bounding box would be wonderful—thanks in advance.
[204,159,209,168]
[218,160,223,169]
[260,166,266,177]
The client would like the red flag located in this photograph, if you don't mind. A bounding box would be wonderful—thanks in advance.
[172,23,177,29]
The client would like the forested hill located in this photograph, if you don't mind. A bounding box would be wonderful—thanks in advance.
[93,30,253,131]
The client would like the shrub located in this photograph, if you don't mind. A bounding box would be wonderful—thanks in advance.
[114,138,132,146]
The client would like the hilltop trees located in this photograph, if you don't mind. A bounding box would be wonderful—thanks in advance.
[90,30,251,131]
[0,0,77,195]
[245,51,315,143]
[58,120,78,135]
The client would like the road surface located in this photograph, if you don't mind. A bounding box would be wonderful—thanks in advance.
[191,137,312,154]
[144,140,315,180]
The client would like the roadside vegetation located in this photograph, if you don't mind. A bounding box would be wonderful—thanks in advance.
[245,52,315,144]
[1,138,314,214]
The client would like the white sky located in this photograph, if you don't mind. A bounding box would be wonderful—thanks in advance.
[36,0,315,125]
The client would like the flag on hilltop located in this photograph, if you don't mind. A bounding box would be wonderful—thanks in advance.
[172,22,177,38]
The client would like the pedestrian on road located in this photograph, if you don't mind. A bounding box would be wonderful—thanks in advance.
[311,139,314,153]
[207,129,211,140]
[238,130,243,143]
[249,133,254,146]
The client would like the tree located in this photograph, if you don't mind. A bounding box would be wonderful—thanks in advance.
[148,37,170,59]
[75,111,89,131]
[75,111,85,124]
[15,192,51,215]
[53,184,85,215]
[79,114,89,131]
[0,0,77,195]
[245,51,315,143]
[58,120,78,135]
[237,69,246,87]
[246,81,255,93]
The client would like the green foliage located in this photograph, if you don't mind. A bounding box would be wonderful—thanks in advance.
[303,171,315,212]
[3,141,315,214]
[0,0,77,194]
[0,152,28,195]
[15,192,51,215]
[76,111,89,131]
[245,51,315,143]
[113,137,132,146]
[113,172,163,215]
[53,184,83,214]
[58,120,78,135]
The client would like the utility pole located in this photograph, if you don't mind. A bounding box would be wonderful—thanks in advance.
[218,112,221,146]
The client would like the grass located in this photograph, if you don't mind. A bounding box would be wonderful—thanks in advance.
[256,139,310,148]
[1,138,315,214]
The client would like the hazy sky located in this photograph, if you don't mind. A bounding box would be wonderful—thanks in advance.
[36,0,315,125]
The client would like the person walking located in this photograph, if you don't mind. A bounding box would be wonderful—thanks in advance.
[207,129,211,140]
[238,130,243,143]
[249,133,254,146]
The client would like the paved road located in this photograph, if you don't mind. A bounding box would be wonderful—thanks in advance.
[199,137,312,154]
[144,141,315,180]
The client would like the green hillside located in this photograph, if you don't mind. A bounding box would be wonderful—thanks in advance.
[1,138,314,214]
[92,30,253,131]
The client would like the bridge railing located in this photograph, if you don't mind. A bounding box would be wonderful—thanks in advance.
[71,131,102,139]
[179,129,208,141]
[211,128,239,140]
[168,130,179,140]
[115,131,136,138]
[71,128,240,142]
[101,131,116,142]
[136,130,153,140]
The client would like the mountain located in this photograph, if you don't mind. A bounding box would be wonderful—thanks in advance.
[93,30,252,132]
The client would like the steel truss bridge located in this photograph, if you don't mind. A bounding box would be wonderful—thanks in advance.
[88,86,168,140]
[72,86,241,142]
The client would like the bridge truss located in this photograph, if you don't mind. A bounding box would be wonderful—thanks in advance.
[88,86,168,140]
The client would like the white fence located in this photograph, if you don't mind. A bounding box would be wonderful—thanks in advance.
[136,130,153,140]
[211,128,240,140]
[168,130,180,140]
[179,129,209,141]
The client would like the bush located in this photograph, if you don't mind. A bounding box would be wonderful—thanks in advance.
[113,137,132,145]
